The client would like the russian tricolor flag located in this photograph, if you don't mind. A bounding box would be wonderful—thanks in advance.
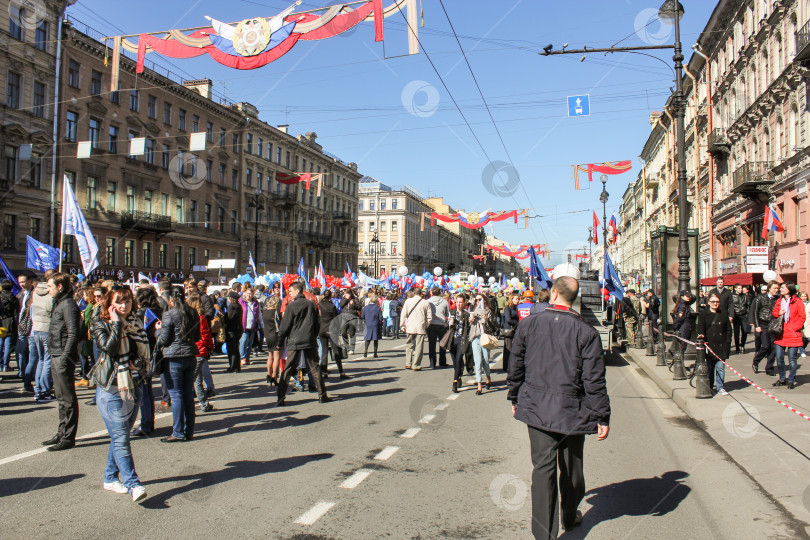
[608,213,618,245]
[761,205,785,239]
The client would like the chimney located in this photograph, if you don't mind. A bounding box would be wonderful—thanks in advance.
[183,79,213,99]
[278,124,289,134]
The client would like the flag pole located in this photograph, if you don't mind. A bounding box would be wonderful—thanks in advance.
[58,176,65,273]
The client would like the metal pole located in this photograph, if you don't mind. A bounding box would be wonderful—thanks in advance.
[694,336,712,398]
[656,318,667,366]
[672,339,687,380]
[50,8,67,248]
[645,319,655,356]
[673,11,691,296]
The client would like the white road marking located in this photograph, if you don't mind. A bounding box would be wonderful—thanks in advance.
[0,412,172,467]
[340,469,373,489]
[434,402,448,411]
[401,427,421,438]
[294,501,336,525]
[374,446,399,460]
[625,363,680,418]
[466,379,477,385]
[446,394,460,401]
[418,414,436,424]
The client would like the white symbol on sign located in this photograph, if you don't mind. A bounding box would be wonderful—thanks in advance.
[575,98,583,115]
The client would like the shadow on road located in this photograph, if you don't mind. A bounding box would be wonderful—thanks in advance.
[560,471,691,538]
[0,474,86,497]
[141,454,334,509]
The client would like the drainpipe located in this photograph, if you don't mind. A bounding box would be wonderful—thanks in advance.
[663,108,675,227]
[50,6,69,247]
[692,43,714,277]
[639,156,649,278]
[684,65,701,237]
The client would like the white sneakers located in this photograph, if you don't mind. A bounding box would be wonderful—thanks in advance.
[718,389,729,396]
[103,481,147,503]
[103,481,128,494]
[131,485,147,503]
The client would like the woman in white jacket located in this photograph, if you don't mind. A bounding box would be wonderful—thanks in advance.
[468,294,493,395]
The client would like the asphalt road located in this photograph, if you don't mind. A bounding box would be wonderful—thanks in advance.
[0,338,806,539]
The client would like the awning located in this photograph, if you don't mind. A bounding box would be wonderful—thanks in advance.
[700,273,765,286]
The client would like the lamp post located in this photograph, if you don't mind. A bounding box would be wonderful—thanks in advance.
[371,232,380,278]
[587,226,593,268]
[659,0,690,295]
[600,175,609,264]
[247,187,264,269]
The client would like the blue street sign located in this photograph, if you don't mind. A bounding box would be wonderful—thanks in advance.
[567,94,590,117]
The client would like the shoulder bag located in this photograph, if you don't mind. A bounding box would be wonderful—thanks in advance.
[768,315,783,338]
[480,332,499,350]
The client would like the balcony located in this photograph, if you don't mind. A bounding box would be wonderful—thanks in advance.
[120,211,172,234]
[333,210,352,221]
[707,129,731,156]
[796,18,810,63]
[645,173,659,189]
[271,191,298,206]
[731,161,774,202]
[301,231,332,247]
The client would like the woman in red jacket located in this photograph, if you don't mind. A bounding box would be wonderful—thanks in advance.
[188,293,215,411]
[772,282,806,389]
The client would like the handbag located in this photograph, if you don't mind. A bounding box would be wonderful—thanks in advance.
[149,347,165,377]
[768,315,784,338]
[439,326,454,349]
[480,333,499,350]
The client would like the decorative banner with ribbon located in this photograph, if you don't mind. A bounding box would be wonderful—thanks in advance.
[423,210,528,231]
[573,160,632,190]
[487,243,548,258]
[274,172,324,195]
[108,0,418,91]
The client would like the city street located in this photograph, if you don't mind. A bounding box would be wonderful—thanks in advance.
[0,339,804,539]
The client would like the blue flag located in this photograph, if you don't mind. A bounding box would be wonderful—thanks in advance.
[26,236,61,271]
[528,247,552,289]
[143,308,159,328]
[0,255,20,295]
[603,250,625,300]
[297,257,306,278]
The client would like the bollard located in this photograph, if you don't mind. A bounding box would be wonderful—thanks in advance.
[645,320,655,356]
[672,343,687,380]
[655,320,667,366]
[694,337,712,398]
[635,320,645,349]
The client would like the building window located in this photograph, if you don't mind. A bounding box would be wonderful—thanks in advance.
[127,130,139,158]
[219,128,226,147]
[144,190,152,214]
[369,201,375,211]
[267,142,273,161]
[204,249,209,263]
[126,185,135,212]
[142,242,152,268]
[188,247,196,268]
[129,89,139,112]
[68,60,80,88]
[124,240,134,266]
[246,168,252,188]
[175,197,184,224]
[257,137,263,158]
[392,198,398,210]
[206,122,213,142]
[391,241,397,254]
[35,20,48,50]
[107,181,117,212]
[190,200,198,226]
[380,221,386,231]
[232,134,239,153]
[7,71,20,109]
[29,217,40,241]
[206,160,212,182]
[218,163,225,184]
[369,222,376,231]
[89,118,101,148]
[86,177,97,210]
[391,221,397,231]
[204,203,211,229]
[109,126,119,153]
[192,115,200,132]
[231,168,238,189]
[285,151,291,168]
[276,146,282,164]
[257,172,263,191]
[161,144,170,169]
[2,215,16,249]
[110,83,119,104]
[105,238,116,266]
[145,138,155,165]
[174,246,182,269]
[246,133,253,154]
[163,102,172,124]
[231,211,237,234]
[217,207,225,232]
[27,153,41,188]
[381,199,386,210]
[359,200,364,211]
[62,238,74,263]
[4,146,17,182]
[33,81,45,118]
[9,7,22,40]
[179,109,186,131]
[90,70,102,96]
[359,223,364,232]
[159,243,167,268]
[147,95,156,119]
[160,193,169,216]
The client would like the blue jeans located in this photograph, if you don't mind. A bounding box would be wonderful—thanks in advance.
[774,345,798,383]
[138,376,155,432]
[709,359,725,392]
[17,335,31,384]
[239,329,255,361]
[30,331,51,395]
[470,336,491,383]
[202,361,215,392]
[0,336,14,369]
[96,383,143,489]
[165,357,196,439]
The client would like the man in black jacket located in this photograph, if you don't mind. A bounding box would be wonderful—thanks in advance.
[507,276,610,538]
[276,282,330,405]
[750,281,780,374]
[708,277,734,322]
[224,292,243,373]
[43,273,81,452]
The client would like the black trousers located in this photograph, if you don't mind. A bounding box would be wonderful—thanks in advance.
[451,337,472,381]
[277,348,326,401]
[363,340,378,355]
[51,356,79,443]
[527,425,585,540]
[502,337,513,373]
[732,315,749,350]
[318,335,333,368]
[226,337,241,372]
[426,324,448,367]
[752,326,776,370]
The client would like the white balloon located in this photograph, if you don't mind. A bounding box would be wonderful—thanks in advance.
[397,265,409,277]
[433,266,443,276]
[468,275,478,284]
[510,277,520,286]
[356,275,367,286]
[488,276,496,284]
[762,270,778,283]
[553,262,580,280]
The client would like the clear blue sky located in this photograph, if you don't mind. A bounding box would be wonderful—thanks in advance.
[67,0,716,265]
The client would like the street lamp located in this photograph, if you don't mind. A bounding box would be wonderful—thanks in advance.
[246,187,264,270]
[587,226,593,265]
[600,175,609,264]
[371,232,380,278]
[659,0,690,294]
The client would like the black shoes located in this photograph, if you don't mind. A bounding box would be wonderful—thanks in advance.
[275,400,287,407]
[562,510,583,531]
[452,381,459,393]
[161,435,186,443]
[319,396,332,403]
[47,440,75,452]
[339,373,350,380]
[752,362,759,374]
[475,389,482,396]
[266,375,272,384]
[765,369,775,376]
[130,428,150,438]
[787,382,796,389]
[201,403,214,413]
[485,380,491,390]
[42,435,60,446]
[773,379,786,387]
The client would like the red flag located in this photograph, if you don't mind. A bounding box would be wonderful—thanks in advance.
[593,211,600,245]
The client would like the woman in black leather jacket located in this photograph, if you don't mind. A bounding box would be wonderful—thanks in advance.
[90,286,150,503]
[501,293,520,373]
[672,291,696,352]
[156,286,200,443]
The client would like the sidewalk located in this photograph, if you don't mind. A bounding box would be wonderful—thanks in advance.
[624,345,810,530]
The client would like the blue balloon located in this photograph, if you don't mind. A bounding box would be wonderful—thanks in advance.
[77,274,85,283]
[221,343,227,355]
